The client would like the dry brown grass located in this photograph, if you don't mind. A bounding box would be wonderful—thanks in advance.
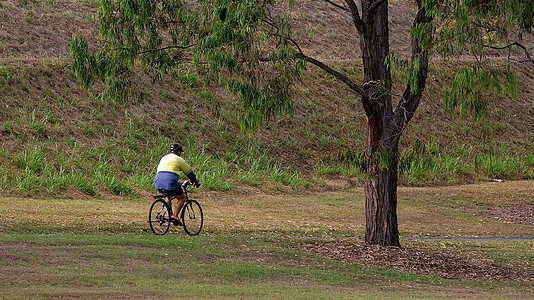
[2,181,532,238]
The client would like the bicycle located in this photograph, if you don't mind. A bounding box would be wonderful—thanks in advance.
[148,180,203,236]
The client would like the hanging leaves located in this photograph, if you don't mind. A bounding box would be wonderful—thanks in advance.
[427,0,534,58]
[443,65,518,119]
[70,0,304,130]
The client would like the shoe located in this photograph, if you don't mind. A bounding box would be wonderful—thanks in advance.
[170,216,183,226]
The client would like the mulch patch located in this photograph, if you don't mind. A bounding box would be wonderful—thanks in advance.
[298,242,534,281]
[476,204,534,226]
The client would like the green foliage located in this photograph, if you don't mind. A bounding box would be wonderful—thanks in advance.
[443,65,518,119]
[418,0,531,118]
[386,53,423,94]
[476,148,532,179]
[195,0,304,130]
[70,0,304,130]
[427,0,534,57]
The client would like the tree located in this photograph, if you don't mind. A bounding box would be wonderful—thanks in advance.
[71,0,533,246]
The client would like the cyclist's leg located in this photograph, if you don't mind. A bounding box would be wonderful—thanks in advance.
[173,194,186,218]
[159,187,185,221]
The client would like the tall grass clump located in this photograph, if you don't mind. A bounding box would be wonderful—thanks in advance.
[526,154,534,167]
[17,148,48,174]
[314,148,366,179]
[0,165,9,191]
[398,140,469,185]
[270,165,311,188]
[0,143,10,159]
[15,171,42,194]
[94,165,136,196]
[64,172,97,196]
[476,148,532,180]
[129,171,156,191]
[29,109,51,136]
[186,144,233,191]
[227,141,272,186]
[314,160,364,178]
[235,155,266,186]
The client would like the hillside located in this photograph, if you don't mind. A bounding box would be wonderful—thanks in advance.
[0,0,533,197]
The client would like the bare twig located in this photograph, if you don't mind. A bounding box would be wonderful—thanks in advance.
[137,44,194,55]
[484,42,534,64]
[324,0,348,11]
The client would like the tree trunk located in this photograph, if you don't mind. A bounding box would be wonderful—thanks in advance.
[360,0,401,246]
[364,124,400,246]
[308,0,430,246]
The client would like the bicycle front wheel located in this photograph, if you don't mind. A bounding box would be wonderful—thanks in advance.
[149,199,171,235]
[181,200,203,236]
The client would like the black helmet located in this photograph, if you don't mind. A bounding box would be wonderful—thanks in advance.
[170,143,183,153]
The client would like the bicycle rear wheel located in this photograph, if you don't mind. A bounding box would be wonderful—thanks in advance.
[181,200,203,236]
[149,199,171,235]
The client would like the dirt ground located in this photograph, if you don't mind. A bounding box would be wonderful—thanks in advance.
[476,204,534,226]
[300,204,534,282]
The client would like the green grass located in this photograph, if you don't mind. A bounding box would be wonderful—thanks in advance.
[476,148,532,180]
[2,119,533,196]
[1,233,532,299]
[397,140,533,185]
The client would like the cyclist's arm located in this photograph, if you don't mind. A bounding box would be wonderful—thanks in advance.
[177,158,198,183]
[184,169,197,183]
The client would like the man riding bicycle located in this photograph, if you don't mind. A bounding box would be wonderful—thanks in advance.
[155,143,200,225]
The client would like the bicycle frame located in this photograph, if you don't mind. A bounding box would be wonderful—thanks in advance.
[153,180,194,216]
[149,180,202,235]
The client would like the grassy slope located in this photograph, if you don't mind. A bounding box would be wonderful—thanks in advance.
[0,0,533,198]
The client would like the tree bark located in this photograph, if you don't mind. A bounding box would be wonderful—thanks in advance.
[360,0,400,246]
[364,124,400,246]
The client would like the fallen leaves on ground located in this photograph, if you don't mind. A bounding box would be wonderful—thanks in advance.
[298,242,534,281]
[477,204,534,226]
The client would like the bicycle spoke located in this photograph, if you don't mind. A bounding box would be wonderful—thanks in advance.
[149,199,171,235]
[181,200,203,236]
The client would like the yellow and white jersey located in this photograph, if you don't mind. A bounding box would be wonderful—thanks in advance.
[156,153,192,175]
[155,153,196,191]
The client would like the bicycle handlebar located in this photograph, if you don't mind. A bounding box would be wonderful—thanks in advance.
[182,180,201,188]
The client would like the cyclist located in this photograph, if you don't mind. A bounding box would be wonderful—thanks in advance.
[155,143,199,225]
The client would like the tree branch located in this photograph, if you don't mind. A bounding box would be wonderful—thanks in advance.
[262,17,304,54]
[324,0,348,11]
[392,2,432,139]
[297,53,366,96]
[137,44,194,55]
[344,0,366,34]
[484,42,534,64]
